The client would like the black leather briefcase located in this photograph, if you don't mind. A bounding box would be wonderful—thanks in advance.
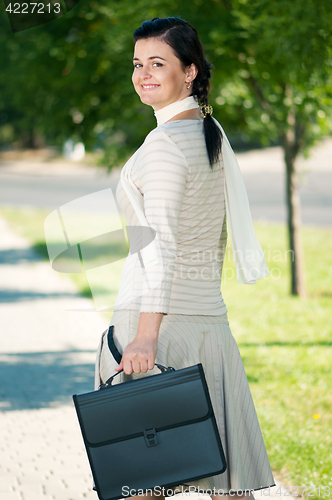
[73,363,227,500]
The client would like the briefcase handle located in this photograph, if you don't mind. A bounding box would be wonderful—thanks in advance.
[99,363,175,390]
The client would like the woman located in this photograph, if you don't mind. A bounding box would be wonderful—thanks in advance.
[95,17,275,500]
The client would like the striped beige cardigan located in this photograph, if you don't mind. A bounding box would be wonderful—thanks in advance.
[114,119,228,315]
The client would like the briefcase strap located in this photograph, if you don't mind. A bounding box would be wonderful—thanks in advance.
[99,363,175,389]
[107,325,122,364]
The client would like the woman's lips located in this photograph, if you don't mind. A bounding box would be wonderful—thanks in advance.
[141,84,160,91]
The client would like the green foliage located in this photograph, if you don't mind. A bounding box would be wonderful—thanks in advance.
[1,0,332,165]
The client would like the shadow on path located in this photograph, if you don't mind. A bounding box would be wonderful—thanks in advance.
[0,289,79,303]
[0,350,96,411]
[0,248,42,265]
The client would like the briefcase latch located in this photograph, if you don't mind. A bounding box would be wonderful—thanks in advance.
[143,428,158,447]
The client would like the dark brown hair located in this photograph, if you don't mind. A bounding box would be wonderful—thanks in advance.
[133,17,223,169]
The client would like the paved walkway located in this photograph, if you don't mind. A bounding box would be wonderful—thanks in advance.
[0,214,286,500]
[0,214,108,500]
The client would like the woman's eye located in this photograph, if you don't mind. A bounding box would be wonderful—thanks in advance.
[133,62,163,69]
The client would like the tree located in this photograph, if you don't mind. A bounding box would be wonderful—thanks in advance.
[202,0,332,296]
[0,0,173,158]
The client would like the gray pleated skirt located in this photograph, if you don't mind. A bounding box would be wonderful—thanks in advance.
[95,309,275,496]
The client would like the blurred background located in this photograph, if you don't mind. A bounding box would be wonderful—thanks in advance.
[0,1,331,499]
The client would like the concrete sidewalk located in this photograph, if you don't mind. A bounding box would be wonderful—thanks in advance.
[0,214,286,500]
[0,214,108,500]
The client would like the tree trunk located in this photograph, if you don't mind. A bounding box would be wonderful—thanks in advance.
[21,127,38,149]
[282,85,306,296]
[282,133,306,297]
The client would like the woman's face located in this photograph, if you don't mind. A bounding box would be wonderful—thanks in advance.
[132,37,196,111]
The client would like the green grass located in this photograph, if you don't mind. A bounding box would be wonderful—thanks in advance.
[218,223,332,495]
[1,206,331,497]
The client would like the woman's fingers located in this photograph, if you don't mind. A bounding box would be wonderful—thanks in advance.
[147,356,155,371]
[122,355,133,375]
[115,360,123,372]
[130,354,149,374]
[139,358,149,373]
[115,338,157,375]
[122,354,151,375]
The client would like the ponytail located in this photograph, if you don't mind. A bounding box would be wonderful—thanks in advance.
[193,60,223,169]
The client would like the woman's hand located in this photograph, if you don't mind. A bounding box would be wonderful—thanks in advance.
[115,336,158,375]
[115,312,164,375]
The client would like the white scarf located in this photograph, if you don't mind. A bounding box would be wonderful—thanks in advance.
[120,96,269,284]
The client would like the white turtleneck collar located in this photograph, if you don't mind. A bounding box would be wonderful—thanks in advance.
[154,96,200,126]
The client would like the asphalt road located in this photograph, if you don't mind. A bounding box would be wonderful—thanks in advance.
[242,170,332,227]
[0,142,331,226]
[0,165,119,212]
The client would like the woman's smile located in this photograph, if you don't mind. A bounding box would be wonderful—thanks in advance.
[141,84,161,90]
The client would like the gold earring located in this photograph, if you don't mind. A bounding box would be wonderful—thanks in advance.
[186,81,192,89]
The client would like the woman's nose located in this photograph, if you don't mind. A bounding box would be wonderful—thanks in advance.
[140,66,152,79]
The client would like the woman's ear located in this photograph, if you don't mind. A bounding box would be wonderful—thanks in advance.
[187,63,198,81]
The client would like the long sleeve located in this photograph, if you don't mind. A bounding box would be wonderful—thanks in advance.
[137,130,189,313]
